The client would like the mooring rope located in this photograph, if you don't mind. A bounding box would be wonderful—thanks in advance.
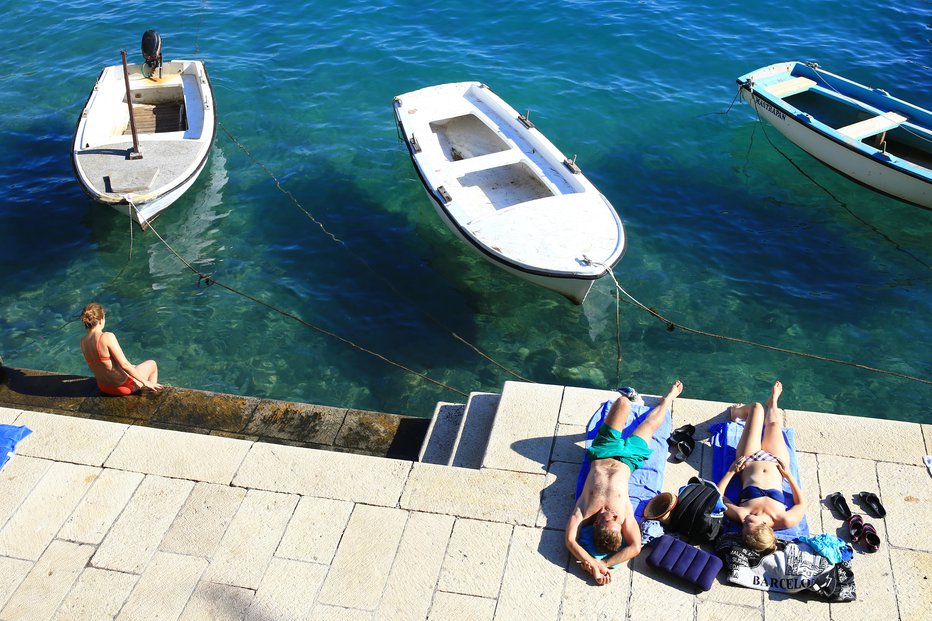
[132,204,469,398]
[217,120,533,383]
[585,259,931,386]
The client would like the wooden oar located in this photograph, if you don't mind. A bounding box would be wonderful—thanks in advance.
[120,50,142,160]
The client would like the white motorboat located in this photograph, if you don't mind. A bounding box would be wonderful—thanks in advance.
[71,31,215,228]
[393,82,625,304]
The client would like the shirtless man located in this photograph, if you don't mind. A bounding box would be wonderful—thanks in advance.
[716,381,806,553]
[565,380,683,585]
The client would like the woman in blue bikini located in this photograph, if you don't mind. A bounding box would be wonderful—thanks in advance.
[716,381,807,553]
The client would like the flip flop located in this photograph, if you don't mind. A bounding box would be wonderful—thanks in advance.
[670,424,695,442]
[846,514,864,543]
[670,437,695,463]
[827,492,852,520]
[859,492,887,519]
[860,523,881,552]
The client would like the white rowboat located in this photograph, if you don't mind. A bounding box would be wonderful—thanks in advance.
[738,62,931,209]
[393,82,625,304]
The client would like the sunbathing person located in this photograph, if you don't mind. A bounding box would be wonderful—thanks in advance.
[565,379,683,585]
[716,381,806,553]
[79,302,162,395]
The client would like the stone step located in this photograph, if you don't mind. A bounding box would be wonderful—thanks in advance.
[449,392,500,469]
[418,402,465,465]
[482,381,563,473]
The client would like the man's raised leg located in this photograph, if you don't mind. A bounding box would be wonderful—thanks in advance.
[632,380,683,443]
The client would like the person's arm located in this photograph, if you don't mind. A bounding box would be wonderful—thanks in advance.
[564,507,612,585]
[718,458,746,521]
[104,333,162,391]
[776,460,807,527]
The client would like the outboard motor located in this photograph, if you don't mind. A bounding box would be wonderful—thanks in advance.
[141,29,162,78]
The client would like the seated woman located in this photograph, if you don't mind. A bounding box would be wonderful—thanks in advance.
[79,302,162,396]
[716,381,806,553]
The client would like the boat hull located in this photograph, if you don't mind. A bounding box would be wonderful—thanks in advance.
[738,62,931,209]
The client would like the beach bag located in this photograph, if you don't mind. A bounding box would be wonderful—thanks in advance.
[667,478,722,544]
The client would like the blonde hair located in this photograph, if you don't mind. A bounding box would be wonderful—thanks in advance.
[743,524,777,553]
[594,524,622,553]
[81,303,105,330]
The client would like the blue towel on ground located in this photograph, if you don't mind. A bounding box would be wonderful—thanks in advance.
[0,425,31,470]
[574,399,672,565]
[709,420,809,539]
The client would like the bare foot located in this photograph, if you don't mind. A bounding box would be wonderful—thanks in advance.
[729,404,747,421]
[766,381,783,410]
[665,379,684,400]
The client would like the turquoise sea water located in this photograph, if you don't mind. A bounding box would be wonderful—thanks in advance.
[1,1,929,422]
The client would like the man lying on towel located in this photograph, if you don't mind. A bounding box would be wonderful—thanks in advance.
[565,379,683,585]
[716,381,807,554]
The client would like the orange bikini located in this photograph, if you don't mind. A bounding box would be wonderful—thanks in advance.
[83,334,137,396]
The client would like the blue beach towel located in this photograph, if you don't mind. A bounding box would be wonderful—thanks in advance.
[709,420,809,539]
[0,425,31,470]
[574,399,672,564]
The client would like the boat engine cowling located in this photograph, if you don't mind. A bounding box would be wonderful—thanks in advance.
[141,29,162,78]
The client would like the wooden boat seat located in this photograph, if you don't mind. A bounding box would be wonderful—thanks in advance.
[837,112,908,140]
[447,148,523,176]
[766,77,816,98]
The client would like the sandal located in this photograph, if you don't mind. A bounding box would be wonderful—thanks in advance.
[858,491,887,519]
[846,514,864,543]
[827,492,852,520]
[670,437,695,463]
[861,523,881,552]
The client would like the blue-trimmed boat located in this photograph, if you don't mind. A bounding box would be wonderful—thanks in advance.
[737,62,931,209]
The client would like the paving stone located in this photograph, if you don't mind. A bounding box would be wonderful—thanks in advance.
[551,424,585,465]
[889,547,932,621]
[179,581,255,621]
[13,411,126,466]
[0,461,99,560]
[0,540,94,621]
[160,482,247,558]
[627,554,695,621]
[795,451,823,535]
[0,556,31,610]
[697,575,763,611]
[92,475,194,573]
[761,592,829,621]
[877,462,931,552]
[922,424,931,456]
[483,381,563,473]
[697,600,762,620]
[559,560,629,620]
[0,408,20,424]
[311,604,374,620]
[76,389,164,421]
[558,386,618,426]
[58,469,144,544]
[244,557,327,621]
[401,462,545,526]
[377,511,455,621]
[428,592,496,621]
[335,410,408,454]
[0,455,53,531]
[245,399,345,444]
[538,460,578,529]
[438,518,512,598]
[828,538,898,620]
[276,496,353,564]
[150,389,259,433]
[117,551,207,621]
[318,504,408,610]
[233,442,410,506]
[816,454,881,541]
[788,408,923,464]
[51,567,138,621]
[202,489,298,589]
[496,526,566,621]
[0,368,93,413]
[672,397,734,441]
[105,425,251,485]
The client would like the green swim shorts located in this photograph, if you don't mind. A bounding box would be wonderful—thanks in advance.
[587,426,652,472]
